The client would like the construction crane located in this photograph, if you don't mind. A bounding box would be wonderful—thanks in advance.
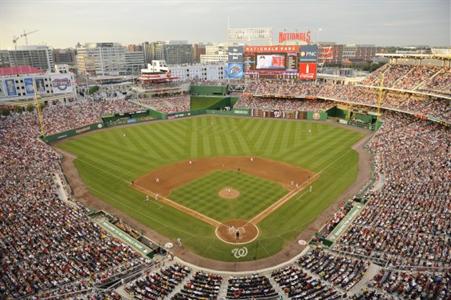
[12,29,39,49]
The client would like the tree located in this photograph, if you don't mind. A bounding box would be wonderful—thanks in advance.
[88,85,100,95]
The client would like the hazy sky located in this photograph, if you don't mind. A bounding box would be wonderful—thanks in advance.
[0,0,449,49]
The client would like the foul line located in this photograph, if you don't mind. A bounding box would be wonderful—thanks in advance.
[248,173,320,225]
[133,184,221,227]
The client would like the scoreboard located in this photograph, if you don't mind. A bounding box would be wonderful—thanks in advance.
[243,45,318,80]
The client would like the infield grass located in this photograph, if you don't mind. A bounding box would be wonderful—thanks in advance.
[56,116,365,262]
[170,170,288,221]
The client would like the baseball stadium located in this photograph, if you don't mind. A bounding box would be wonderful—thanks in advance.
[1,34,450,300]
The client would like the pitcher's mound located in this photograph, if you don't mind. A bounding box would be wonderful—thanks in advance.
[215,219,259,245]
[218,187,240,199]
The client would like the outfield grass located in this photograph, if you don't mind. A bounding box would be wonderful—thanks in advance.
[170,170,287,221]
[57,116,365,262]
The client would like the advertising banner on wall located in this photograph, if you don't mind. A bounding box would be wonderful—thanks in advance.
[319,46,334,60]
[299,45,318,61]
[35,78,46,95]
[5,79,17,96]
[298,62,317,80]
[51,74,73,94]
[24,78,34,95]
[227,63,244,79]
[228,46,244,63]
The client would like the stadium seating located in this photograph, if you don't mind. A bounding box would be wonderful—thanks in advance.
[171,271,223,299]
[370,270,450,300]
[226,274,278,299]
[126,264,191,299]
[335,112,449,268]
[1,59,449,298]
[298,248,369,291]
[0,106,147,298]
[271,265,344,299]
[137,95,190,113]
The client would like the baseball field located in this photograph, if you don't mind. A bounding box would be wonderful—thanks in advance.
[56,115,365,262]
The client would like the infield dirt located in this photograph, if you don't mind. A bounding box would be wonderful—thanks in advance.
[133,156,314,197]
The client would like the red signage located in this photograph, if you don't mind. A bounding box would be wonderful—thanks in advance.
[279,31,311,44]
[319,46,334,60]
[244,45,299,54]
[298,63,317,80]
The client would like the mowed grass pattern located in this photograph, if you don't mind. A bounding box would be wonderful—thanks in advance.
[57,116,365,261]
[170,171,288,221]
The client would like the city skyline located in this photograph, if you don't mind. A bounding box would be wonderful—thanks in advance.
[0,0,449,49]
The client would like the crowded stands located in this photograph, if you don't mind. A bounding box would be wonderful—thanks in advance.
[0,108,147,299]
[298,248,369,291]
[43,99,142,135]
[226,274,277,299]
[172,271,223,299]
[368,269,450,300]
[235,94,334,112]
[271,265,344,299]
[137,95,190,113]
[335,112,450,268]
[126,264,191,299]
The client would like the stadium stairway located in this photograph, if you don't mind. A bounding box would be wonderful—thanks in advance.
[166,269,197,299]
[348,262,382,296]
[267,274,285,297]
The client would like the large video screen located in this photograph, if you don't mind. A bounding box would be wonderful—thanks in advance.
[256,54,286,69]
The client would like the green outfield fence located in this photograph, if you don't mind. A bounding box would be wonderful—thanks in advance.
[43,109,166,142]
[43,105,383,143]
[190,95,240,111]
[43,122,104,143]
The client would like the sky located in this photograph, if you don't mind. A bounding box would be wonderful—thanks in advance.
[0,0,449,49]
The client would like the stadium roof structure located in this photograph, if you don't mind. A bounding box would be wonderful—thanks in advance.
[0,66,44,76]
[376,52,451,60]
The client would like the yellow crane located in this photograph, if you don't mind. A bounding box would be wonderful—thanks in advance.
[33,81,45,136]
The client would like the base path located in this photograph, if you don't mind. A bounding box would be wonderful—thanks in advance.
[133,156,314,197]
[133,184,221,227]
[249,173,320,225]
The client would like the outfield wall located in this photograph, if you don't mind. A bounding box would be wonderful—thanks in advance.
[43,122,104,143]
[44,109,167,142]
[43,106,379,143]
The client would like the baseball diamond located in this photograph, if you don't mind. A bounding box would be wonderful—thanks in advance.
[57,115,365,262]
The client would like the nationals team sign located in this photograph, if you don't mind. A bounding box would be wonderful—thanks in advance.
[279,31,311,44]
[51,74,73,94]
